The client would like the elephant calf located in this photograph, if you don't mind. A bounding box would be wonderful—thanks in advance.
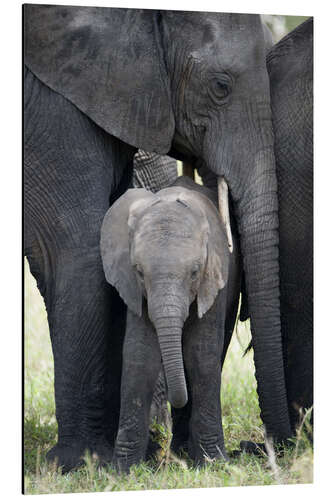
[100,176,241,471]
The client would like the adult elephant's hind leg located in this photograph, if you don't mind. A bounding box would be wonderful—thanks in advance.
[24,68,135,471]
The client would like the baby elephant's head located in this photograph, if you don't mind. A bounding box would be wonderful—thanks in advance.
[100,186,229,409]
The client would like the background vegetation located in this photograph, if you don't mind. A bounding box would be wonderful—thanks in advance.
[262,15,309,42]
[24,14,312,495]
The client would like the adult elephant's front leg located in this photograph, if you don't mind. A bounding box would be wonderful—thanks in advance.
[181,295,229,465]
[44,250,125,471]
[24,68,135,471]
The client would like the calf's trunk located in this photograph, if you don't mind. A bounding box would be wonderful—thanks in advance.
[150,312,188,409]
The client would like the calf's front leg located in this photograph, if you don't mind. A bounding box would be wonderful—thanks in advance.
[113,306,162,472]
[181,292,229,464]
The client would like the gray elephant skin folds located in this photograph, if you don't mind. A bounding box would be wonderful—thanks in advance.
[24,2,313,477]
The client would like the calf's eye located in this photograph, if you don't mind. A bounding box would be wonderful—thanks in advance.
[136,267,144,280]
[191,268,199,281]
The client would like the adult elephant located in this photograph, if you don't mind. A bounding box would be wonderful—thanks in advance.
[24,6,291,470]
[133,150,178,193]
[240,19,313,452]
[267,18,313,432]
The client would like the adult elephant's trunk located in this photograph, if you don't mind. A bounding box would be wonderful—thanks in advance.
[148,294,188,409]
[222,147,291,441]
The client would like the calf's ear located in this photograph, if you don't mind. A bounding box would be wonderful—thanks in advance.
[100,189,155,316]
[197,236,228,318]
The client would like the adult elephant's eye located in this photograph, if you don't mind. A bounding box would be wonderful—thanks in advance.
[211,75,232,102]
[215,81,229,98]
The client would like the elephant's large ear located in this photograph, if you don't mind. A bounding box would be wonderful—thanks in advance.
[24,5,175,154]
[100,189,155,316]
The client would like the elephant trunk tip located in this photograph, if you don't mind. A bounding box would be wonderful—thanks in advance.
[169,396,187,408]
[169,388,188,409]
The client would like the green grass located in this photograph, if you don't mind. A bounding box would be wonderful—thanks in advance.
[24,259,313,494]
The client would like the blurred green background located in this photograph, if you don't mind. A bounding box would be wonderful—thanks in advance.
[263,15,310,42]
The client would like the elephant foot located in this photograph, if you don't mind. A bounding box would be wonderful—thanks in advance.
[235,439,290,457]
[188,436,229,465]
[93,442,115,467]
[112,452,139,475]
[240,440,266,455]
[113,440,147,474]
[46,440,114,473]
[46,443,86,473]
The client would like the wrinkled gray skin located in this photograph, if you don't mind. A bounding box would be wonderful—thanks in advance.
[24,6,291,471]
[240,18,313,454]
[268,18,313,433]
[101,177,241,471]
[133,150,178,193]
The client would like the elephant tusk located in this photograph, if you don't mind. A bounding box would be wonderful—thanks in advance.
[218,176,233,253]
